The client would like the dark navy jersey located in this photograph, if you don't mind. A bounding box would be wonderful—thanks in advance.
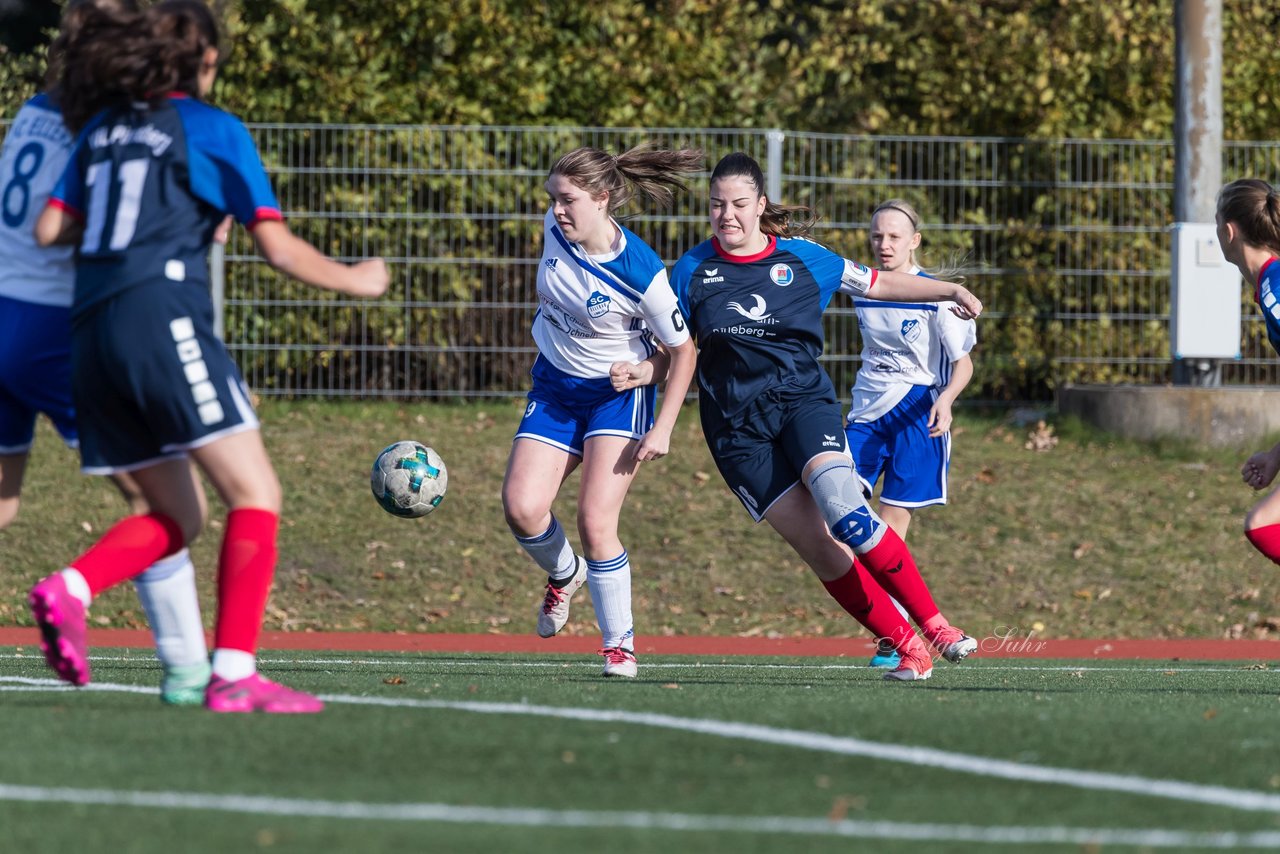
[670,235,877,421]
[1256,257,1280,357]
[49,95,281,321]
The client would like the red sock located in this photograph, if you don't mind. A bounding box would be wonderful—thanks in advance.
[215,508,279,654]
[822,561,916,649]
[857,528,942,626]
[1245,524,1280,565]
[70,513,184,597]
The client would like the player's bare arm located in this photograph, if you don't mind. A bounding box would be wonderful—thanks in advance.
[872,268,982,318]
[34,204,83,247]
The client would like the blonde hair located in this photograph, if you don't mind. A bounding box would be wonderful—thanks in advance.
[871,197,968,282]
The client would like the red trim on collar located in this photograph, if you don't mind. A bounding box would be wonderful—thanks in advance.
[1258,256,1279,297]
[713,234,777,263]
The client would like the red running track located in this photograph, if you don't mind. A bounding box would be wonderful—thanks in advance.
[1,628,1277,660]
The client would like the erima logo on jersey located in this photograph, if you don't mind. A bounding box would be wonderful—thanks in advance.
[770,263,794,286]
[901,319,922,343]
[703,268,725,284]
[727,294,774,322]
[586,291,611,318]
[822,434,841,448]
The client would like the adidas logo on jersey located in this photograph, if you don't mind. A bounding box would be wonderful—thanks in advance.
[544,258,558,270]
[702,268,725,284]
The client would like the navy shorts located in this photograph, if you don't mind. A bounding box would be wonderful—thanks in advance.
[702,391,850,522]
[0,294,78,453]
[514,356,655,457]
[845,384,950,508]
[72,281,259,474]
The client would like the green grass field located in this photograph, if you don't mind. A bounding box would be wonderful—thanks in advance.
[1,648,1277,853]
[1,400,1275,641]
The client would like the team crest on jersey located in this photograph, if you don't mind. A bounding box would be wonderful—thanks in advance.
[586,291,611,318]
[769,263,794,286]
[901,319,922,343]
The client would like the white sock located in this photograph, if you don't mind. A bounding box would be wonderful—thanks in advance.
[133,549,208,669]
[514,516,577,581]
[59,568,92,607]
[211,648,255,681]
[890,595,910,621]
[587,551,633,650]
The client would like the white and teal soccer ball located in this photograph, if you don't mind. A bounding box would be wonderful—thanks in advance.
[370,441,448,518]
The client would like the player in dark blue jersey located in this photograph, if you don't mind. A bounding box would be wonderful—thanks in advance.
[29,0,388,712]
[1,0,216,706]
[1216,178,1280,569]
[617,153,982,681]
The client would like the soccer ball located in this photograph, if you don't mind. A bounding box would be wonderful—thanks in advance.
[370,441,448,518]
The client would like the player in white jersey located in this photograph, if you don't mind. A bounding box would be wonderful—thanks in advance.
[0,0,211,705]
[503,143,700,677]
[846,199,976,669]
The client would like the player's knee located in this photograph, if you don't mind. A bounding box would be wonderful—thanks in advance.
[832,505,883,549]
[501,489,545,534]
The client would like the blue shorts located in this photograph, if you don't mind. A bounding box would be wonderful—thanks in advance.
[0,294,78,453]
[845,384,950,508]
[514,356,656,457]
[72,281,259,474]
[702,390,849,522]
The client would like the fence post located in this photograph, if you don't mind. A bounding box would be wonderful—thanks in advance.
[765,129,784,200]
[210,242,225,340]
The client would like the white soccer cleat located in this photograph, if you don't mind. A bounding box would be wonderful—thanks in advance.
[600,647,638,678]
[927,625,979,663]
[535,556,587,638]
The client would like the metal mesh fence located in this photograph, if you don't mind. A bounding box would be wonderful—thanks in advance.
[6,120,1280,400]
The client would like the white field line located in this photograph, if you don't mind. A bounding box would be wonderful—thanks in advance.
[4,652,1273,675]
[2,674,1279,815]
[0,782,1277,849]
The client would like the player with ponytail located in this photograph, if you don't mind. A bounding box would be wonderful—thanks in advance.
[29,0,387,712]
[503,142,700,677]
[1216,178,1280,568]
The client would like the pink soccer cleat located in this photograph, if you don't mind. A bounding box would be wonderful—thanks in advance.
[883,644,934,682]
[28,574,91,687]
[923,624,979,663]
[204,673,324,714]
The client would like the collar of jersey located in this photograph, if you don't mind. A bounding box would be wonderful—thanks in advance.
[712,235,777,264]
[1258,256,1279,302]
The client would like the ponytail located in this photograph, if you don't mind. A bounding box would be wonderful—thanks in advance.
[549,142,703,214]
[1217,178,1280,256]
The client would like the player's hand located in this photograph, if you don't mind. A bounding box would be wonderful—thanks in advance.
[927,400,954,437]
[633,427,671,462]
[348,258,390,298]
[950,286,983,319]
[1242,449,1280,490]
[213,215,233,245]
[610,360,653,392]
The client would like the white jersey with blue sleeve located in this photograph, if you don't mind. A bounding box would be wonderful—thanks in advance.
[533,209,689,378]
[848,265,977,423]
[0,94,75,307]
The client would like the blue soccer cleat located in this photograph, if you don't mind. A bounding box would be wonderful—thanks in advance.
[868,638,901,669]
